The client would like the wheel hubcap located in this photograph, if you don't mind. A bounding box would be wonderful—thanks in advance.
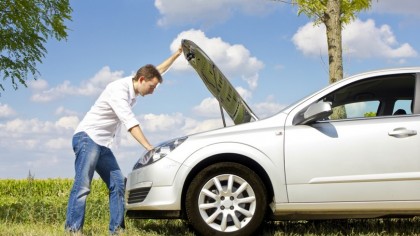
[198,174,257,232]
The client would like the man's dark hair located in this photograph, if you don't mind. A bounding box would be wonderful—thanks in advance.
[133,64,162,83]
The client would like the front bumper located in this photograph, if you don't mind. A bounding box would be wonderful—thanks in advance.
[126,184,183,219]
[125,156,186,217]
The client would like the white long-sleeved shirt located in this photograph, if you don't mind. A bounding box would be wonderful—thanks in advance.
[75,77,139,147]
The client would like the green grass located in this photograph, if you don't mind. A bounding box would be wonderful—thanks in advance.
[2,179,420,235]
[0,220,195,236]
[2,218,420,236]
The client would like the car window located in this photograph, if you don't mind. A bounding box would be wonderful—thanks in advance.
[331,101,380,119]
[323,74,415,121]
[392,99,412,115]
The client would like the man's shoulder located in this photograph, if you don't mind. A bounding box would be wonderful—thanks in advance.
[109,76,131,85]
[107,77,132,90]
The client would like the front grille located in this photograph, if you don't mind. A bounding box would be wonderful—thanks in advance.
[128,187,151,204]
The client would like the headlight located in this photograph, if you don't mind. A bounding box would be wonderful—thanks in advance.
[132,136,188,170]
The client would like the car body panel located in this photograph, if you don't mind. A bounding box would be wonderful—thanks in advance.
[272,201,420,220]
[181,139,288,203]
[285,116,420,202]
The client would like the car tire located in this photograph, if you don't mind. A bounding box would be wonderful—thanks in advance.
[185,162,267,236]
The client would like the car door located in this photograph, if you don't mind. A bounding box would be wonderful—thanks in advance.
[284,73,420,203]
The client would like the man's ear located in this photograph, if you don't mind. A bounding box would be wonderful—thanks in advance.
[139,76,145,83]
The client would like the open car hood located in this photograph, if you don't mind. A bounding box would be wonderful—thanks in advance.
[181,39,258,125]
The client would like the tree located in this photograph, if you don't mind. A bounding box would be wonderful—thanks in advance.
[291,0,371,84]
[0,0,72,91]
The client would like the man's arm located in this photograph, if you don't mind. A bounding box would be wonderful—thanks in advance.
[129,125,153,151]
[156,46,183,75]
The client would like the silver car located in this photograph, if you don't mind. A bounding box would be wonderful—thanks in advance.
[125,39,420,236]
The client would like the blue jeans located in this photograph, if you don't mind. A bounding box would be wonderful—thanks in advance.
[65,132,125,233]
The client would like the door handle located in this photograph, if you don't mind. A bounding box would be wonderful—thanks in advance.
[388,128,417,138]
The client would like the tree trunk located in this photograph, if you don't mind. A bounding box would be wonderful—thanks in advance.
[325,0,343,84]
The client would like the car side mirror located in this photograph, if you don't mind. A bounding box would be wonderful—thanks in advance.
[297,102,333,125]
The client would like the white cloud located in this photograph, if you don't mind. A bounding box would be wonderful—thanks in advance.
[155,0,277,27]
[292,18,417,60]
[171,29,264,91]
[1,118,54,134]
[0,116,77,142]
[182,118,228,135]
[343,19,417,59]
[140,112,185,132]
[0,115,75,178]
[235,86,252,100]
[0,115,76,178]
[45,137,70,150]
[31,66,126,102]
[243,73,259,90]
[55,116,80,130]
[192,85,254,119]
[0,103,17,118]
[292,23,326,57]
[79,66,125,95]
[253,95,287,119]
[31,80,76,102]
[55,106,79,116]
[193,97,220,118]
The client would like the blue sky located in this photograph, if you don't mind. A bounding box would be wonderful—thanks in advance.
[1,0,419,179]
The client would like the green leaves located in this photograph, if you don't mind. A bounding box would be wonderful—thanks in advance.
[292,0,371,25]
[0,0,72,91]
[341,0,371,24]
[294,0,327,24]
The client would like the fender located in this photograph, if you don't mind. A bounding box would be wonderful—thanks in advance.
[179,141,288,204]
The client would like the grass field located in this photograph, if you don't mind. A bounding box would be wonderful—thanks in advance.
[1,179,420,235]
[2,218,420,236]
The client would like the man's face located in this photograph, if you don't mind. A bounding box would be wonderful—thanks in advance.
[139,77,160,96]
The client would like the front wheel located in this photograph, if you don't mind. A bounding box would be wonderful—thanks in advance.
[185,162,267,236]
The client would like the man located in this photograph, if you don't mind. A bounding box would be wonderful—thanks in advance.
[65,46,183,234]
